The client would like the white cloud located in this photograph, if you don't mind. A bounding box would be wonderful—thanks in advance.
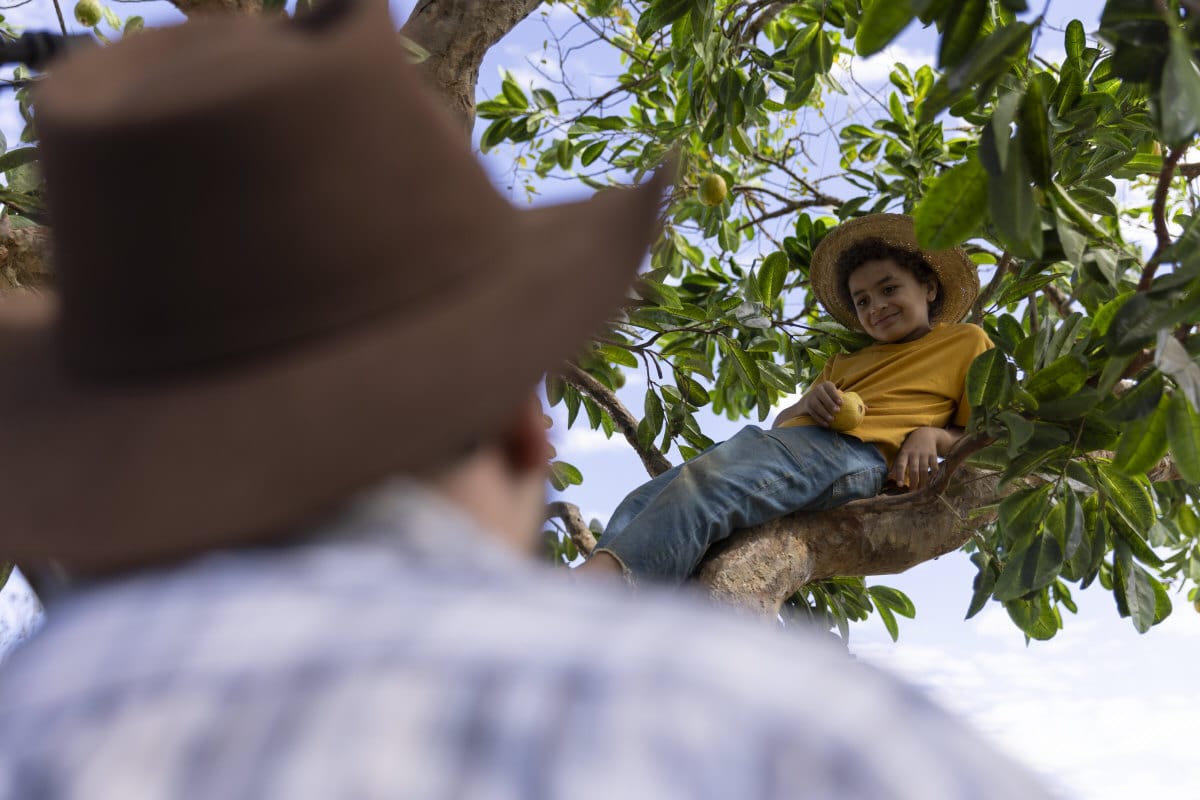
[838,44,936,90]
[855,606,1200,800]
[554,424,628,455]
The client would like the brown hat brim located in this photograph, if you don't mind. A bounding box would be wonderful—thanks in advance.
[810,213,979,330]
[0,174,666,572]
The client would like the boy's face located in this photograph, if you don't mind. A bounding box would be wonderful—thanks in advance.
[847,258,937,343]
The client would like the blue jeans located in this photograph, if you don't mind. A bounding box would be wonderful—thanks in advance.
[594,425,887,584]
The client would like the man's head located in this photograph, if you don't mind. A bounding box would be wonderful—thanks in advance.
[0,0,666,572]
[837,239,942,343]
[808,213,979,334]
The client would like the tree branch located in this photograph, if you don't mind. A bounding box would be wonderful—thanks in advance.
[696,434,993,615]
[0,224,52,292]
[1140,144,1185,290]
[546,500,596,556]
[400,0,543,135]
[561,362,673,478]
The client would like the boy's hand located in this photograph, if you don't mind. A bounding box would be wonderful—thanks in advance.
[890,426,965,490]
[799,381,843,427]
[890,426,944,490]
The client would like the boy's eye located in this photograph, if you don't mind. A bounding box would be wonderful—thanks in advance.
[883,286,895,294]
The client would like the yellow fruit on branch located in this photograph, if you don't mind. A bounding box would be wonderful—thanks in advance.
[829,391,865,432]
[74,0,103,27]
[698,173,727,206]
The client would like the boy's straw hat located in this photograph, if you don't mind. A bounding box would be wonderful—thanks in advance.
[0,0,667,571]
[810,213,979,331]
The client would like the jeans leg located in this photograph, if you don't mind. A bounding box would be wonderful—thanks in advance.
[595,425,885,584]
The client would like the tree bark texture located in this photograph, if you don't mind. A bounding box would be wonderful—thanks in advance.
[0,226,50,291]
[695,468,1000,615]
[400,0,544,135]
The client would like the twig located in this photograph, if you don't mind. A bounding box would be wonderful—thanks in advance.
[546,500,597,556]
[561,362,672,477]
[50,0,69,36]
[972,251,1012,320]
[1139,144,1185,290]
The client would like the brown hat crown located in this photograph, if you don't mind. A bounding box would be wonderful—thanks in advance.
[0,0,667,571]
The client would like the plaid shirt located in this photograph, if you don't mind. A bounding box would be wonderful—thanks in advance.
[0,480,1053,799]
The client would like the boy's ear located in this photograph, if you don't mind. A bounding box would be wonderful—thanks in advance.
[500,394,553,475]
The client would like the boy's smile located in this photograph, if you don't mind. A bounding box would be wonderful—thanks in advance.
[848,258,937,343]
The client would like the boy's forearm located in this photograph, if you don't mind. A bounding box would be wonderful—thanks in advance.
[772,397,806,428]
[936,426,965,455]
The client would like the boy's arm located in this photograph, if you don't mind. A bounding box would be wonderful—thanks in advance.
[773,381,842,428]
[889,425,964,490]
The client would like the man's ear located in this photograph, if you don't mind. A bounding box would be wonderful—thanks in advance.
[500,394,553,474]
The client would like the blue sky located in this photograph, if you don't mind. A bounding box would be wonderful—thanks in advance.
[0,2,1197,797]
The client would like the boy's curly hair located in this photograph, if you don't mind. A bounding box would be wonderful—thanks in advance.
[834,237,944,321]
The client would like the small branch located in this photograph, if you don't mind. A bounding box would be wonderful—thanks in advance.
[561,363,672,478]
[740,1,789,42]
[1043,283,1072,318]
[1139,145,1185,290]
[546,500,596,556]
[50,0,69,35]
[972,251,1012,320]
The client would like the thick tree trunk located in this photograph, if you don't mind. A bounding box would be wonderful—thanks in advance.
[399,0,544,134]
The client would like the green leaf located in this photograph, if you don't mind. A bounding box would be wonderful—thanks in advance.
[545,373,565,406]
[965,552,1000,619]
[966,348,1012,409]
[855,1,915,57]
[867,585,916,617]
[920,23,1033,124]
[1167,391,1200,483]
[1114,540,1158,633]
[1114,395,1169,476]
[501,76,529,110]
[1095,462,1155,532]
[595,344,638,369]
[1065,19,1086,61]
[874,600,900,641]
[0,147,37,173]
[580,140,607,166]
[1104,292,1158,356]
[1106,370,1163,423]
[1023,354,1088,401]
[914,155,988,249]
[999,484,1053,543]
[987,133,1042,259]
[758,252,789,305]
[722,338,761,390]
[1160,28,1200,145]
[994,533,1064,601]
[1017,79,1052,187]
[637,0,692,39]
[0,562,11,593]
[549,460,583,491]
[938,0,987,69]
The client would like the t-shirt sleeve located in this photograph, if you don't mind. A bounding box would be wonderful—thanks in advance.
[952,326,995,427]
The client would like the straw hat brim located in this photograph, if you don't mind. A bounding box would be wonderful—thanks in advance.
[810,214,979,331]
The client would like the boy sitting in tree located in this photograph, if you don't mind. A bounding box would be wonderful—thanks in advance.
[578,213,992,585]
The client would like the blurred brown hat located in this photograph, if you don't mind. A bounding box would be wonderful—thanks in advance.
[0,0,666,571]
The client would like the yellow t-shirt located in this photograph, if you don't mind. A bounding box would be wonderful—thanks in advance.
[779,324,994,465]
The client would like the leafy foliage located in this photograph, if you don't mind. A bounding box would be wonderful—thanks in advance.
[481,0,1200,642]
